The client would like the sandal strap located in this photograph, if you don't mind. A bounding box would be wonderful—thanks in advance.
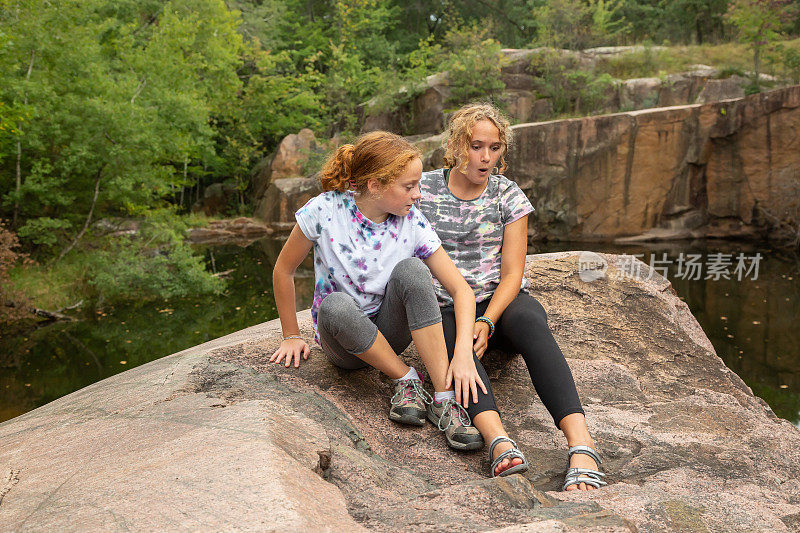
[488,436,518,461]
[563,467,608,490]
[491,448,525,470]
[567,445,602,466]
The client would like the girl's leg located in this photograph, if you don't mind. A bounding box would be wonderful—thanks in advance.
[318,291,427,426]
[372,257,450,392]
[441,300,522,475]
[374,258,481,449]
[559,413,598,490]
[496,293,598,489]
[317,291,407,377]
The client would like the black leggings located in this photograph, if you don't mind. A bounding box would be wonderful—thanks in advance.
[440,292,585,427]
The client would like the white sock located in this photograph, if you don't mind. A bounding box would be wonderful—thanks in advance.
[434,391,456,404]
[394,366,420,382]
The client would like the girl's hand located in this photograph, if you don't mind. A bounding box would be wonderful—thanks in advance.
[473,321,490,359]
[445,349,488,408]
[270,338,310,368]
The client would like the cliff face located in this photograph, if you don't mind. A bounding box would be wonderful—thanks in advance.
[2,253,800,531]
[512,85,800,242]
[254,86,800,244]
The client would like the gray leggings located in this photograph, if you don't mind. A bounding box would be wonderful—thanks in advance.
[317,257,442,369]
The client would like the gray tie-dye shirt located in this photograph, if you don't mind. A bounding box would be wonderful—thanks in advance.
[417,168,534,306]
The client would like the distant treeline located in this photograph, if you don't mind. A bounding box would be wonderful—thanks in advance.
[2,0,800,255]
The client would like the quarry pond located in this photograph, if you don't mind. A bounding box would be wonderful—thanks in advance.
[1,237,798,425]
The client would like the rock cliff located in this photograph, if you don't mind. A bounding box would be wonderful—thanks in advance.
[513,85,800,241]
[254,85,800,245]
[2,253,800,531]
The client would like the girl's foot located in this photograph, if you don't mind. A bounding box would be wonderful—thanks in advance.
[490,439,524,476]
[565,450,599,491]
[563,444,606,491]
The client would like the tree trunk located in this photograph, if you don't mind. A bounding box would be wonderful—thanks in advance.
[13,50,35,228]
[13,140,21,227]
[58,166,103,261]
[754,45,761,91]
[180,158,187,208]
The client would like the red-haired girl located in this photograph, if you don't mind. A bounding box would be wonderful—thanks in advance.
[271,131,486,452]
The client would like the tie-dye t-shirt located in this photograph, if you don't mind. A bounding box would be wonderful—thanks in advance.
[417,168,534,306]
[295,190,442,343]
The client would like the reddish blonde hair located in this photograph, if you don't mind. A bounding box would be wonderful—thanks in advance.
[320,131,421,193]
[443,103,512,175]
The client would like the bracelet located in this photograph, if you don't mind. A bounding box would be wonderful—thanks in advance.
[283,335,303,342]
[475,316,495,338]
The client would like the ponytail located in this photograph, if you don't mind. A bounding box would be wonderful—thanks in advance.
[320,144,355,192]
[319,132,421,193]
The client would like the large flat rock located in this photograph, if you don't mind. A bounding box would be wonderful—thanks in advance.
[2,253,799,531]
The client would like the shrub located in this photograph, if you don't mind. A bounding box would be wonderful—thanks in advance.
[439,25,507,107]
[0,220,31,325]
[88,238,224,304]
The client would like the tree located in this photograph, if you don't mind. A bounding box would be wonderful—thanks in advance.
[726,0,799,91]
[0,0,247,252]
[532,0,629,49]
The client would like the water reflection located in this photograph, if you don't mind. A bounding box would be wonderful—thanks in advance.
[1,237,798,425]
[534,240,800,423]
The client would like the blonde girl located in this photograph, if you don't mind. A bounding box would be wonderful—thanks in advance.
[417,104,607,488]
[270,131,486,451]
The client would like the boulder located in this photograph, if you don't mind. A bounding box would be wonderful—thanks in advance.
[270,128,321,181]
[252,129,332,208]
[186,217,271,245]
[695,76,747,104]
[412,132,446,171]
[253,175,322,232]
[619,78,662,110]
[361,74,450,136]
[191,182,238,217]
[3,253,800,531]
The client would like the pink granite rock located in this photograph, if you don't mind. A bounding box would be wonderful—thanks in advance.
[3,253,799,531]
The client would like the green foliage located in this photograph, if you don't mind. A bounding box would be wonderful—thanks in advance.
[533,0,630,49]
[88,211,224,304]
[440,25,507,106]
[89,239,224,304]
[530,49,617,115]
[725,0,799,89]
[779,44,800,82]
[16,217,71,248]
[1,0,247,247]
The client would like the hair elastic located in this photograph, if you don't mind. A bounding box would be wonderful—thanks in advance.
[476,316,495,338]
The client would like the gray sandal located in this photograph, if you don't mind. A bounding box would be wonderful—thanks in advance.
[563,445,607,491]
[489,436,529,478]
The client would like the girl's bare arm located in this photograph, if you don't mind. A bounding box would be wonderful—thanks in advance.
[270,224,314,368]
[473,215,528,358]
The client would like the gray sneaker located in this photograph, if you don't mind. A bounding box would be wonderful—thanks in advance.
[427,397,484,450]
[389,378,431,426]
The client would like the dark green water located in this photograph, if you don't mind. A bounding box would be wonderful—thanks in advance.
[1,238,798,424]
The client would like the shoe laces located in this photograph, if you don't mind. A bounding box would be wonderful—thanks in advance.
[391,378,432,406]
[436,398,472,431]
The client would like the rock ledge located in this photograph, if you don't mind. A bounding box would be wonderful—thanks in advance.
[1,253,799,532]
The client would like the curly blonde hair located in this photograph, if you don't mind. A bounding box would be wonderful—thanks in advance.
[443,103,512,175]
[319,131,421,193]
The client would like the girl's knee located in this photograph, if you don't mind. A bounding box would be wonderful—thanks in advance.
[318,292,360,332]
[392,257,426,278]
[390,257,432,292]
[505,295,548,330]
